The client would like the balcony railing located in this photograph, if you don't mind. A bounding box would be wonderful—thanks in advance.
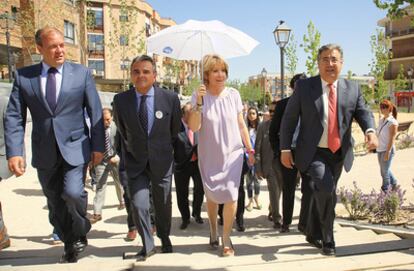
[386,27,414,38]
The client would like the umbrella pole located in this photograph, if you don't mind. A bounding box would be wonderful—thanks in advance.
[201,32,204,105]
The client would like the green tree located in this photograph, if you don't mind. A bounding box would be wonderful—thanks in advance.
[182,77,200,96]
[285,32,298,76]
[373,0,414,20]
[393,64,409,91]
[369,29,392,111]
[301,21,321,76]
[347,70,353,80]
[228,80,261,104]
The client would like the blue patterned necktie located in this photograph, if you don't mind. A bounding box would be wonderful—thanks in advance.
[103,128,111,160]
[46,67,58,112]
[139,95,148,133]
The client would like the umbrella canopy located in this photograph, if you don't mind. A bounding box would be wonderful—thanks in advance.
[147,19,259,60]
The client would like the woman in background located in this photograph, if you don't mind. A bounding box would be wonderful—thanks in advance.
[376,99,399,192]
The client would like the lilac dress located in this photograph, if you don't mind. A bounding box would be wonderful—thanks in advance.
[192,87,244,203]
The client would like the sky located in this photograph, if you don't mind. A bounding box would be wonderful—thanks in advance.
[147,0,388,82]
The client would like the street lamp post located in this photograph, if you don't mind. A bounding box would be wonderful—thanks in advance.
[273,20,291,99]
[0,11,16,82]
[121,57,131,91]
[261,68,267,110]
[407,65,413,113]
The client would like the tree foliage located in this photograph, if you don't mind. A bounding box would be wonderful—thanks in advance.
[369,29,392,109]
[373,0,414,19]
[301,21,321,77]
[182,77,200,96]
[393,64,409,91]
[227,79,261,104]
[285,32,298,76]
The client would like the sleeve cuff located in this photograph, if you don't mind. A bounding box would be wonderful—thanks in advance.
[280,149,291,153]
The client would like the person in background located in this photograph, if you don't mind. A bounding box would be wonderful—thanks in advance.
[0,95,11,251]
[173,102,204,230]
[376,99,399,192]
[245,107,261,211]
[188,54,254,257]
[4,27,104,263]
[269,73,307,233]
[255,101,283,229]
[89,108,125,224]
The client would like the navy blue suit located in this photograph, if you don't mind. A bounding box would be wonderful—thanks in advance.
[5,62,105,245]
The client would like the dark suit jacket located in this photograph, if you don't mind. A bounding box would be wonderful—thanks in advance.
[280,75,374,173]
[113,86,181,180]
[269,97,289,158]
[173,122,198,172]
[5,62,105,168]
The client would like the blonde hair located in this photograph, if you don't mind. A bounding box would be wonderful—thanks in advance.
[200,54,229,86]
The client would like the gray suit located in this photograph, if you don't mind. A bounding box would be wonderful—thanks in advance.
[113,86,181,253]
[255,120,282,224]
[92,121,124,215]
[4,62,105,244]
[280,75,375,246]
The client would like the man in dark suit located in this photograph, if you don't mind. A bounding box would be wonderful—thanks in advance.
[280,44,378,256]
[113,55,181,261]
[269,73,307,233]
[4,27,104,263]
[173,102,204,230]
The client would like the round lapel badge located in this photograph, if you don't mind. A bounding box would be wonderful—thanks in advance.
[155,110,163,119]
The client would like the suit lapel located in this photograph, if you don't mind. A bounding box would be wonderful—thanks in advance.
[55,62,73,114]
[310,76,324,126]
[337,78,348,135]
[149,87,162,137]
[30,63,53,115]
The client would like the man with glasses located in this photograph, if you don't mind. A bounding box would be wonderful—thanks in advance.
[280,44,377,256]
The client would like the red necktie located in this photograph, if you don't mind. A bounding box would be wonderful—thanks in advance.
[328,84,341,153]
[187,128,197,161]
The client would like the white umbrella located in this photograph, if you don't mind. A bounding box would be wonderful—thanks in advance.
[147,19,259,61]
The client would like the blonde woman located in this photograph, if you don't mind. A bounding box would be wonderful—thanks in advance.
[188,54,254,256]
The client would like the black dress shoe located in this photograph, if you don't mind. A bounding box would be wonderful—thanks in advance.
[161,238,173,253]
[322,242,336,256]
[236,222,245,232]
[179,220,190,230]
[280,224,290,233]
[73,236,88,253]
[273,222,282,229]
[306,236,323,249]
[60,251,78,263]
[123,248,156,261]
[194,216,204,224]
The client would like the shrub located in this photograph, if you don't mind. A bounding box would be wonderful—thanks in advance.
[337,182,406,223]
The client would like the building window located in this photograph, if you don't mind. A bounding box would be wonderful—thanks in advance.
[88,59,105,76]
[119,10,128,22]
[119,35,129,46]
[87,7,103,30]
[64,20,75,44]
[145,17,151,37]
[88,34,104,53]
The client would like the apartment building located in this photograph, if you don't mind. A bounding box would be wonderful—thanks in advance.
[378,5,414,81]
[1,0,197,92]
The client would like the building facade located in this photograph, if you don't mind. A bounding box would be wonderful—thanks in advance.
[248,72,292,101]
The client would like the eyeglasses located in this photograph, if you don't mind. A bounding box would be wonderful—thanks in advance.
[320,57,342,65]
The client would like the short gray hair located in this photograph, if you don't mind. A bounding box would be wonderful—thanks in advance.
[130,55,157,73]
[317,44,343,60]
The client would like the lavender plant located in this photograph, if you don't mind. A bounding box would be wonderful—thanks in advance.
[338,182,406,223]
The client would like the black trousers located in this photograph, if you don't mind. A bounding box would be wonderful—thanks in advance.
[128,163,173,254]
[298,173,312,230]
[305,148,344,245]
[118,159,135,231]
[174,161,204,221]
[281,162,298,226]
[219,170,246,225]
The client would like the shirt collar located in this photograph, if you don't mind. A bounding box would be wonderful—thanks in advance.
[321,78,338,91]
[135,86,155,98]
[41,62,63,75]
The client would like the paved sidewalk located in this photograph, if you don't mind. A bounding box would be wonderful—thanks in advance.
[0,123,413,270]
